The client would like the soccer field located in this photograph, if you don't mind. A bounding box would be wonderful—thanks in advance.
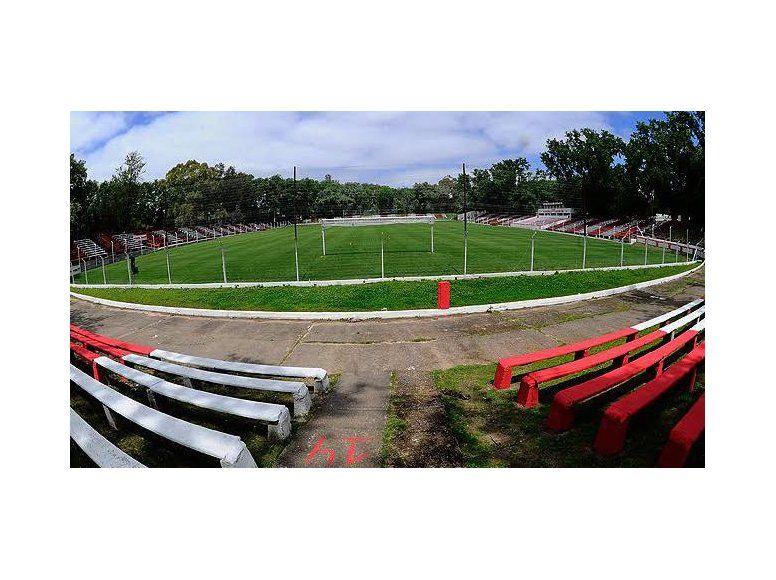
[73,221,691,285]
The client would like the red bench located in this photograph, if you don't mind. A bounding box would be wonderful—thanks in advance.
[70,328,132,360]
[592,343,705,455]
[657,393,705,467]
[70,341,104,380]
[517,329,666,407]
[493,299,704,390]
[70,324,153,356]
[545,328,703,431]
[493,327,638,390]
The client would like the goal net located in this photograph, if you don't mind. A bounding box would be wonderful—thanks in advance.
[320,214,436,256]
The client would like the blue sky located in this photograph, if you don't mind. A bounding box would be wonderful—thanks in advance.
[70,111,664,185]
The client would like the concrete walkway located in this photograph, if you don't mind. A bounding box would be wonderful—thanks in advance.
[70,267,704,467]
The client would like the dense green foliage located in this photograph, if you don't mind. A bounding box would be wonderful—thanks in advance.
[70,112,704,239]
[71,263,697,312]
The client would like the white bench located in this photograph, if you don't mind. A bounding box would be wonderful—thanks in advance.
[70,365,257,468]
[123,353,312,417]
[70,408,146,468]
[96,356,292,440]
[149,349,329,393]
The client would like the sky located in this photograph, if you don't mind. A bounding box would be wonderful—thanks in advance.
[70,111,664,186]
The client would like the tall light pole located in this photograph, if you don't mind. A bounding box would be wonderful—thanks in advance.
[462,162,468,275]
[293,166,300,282]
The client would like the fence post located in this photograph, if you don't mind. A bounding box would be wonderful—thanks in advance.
[582,235,587,269]
[166,249,172,284]
[82,259,88,284]
[620,236,624,267]
[381,236,385,278]
[101,256,106,284]
[644,237,648,265]
[530,233,535,272]
[431,223,434,253]
[70,263,75,284]
[675,243,679,262]
[221,246,228,283]
[126,253,132,285]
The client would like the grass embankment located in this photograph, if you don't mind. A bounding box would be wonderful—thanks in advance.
[73,221,689,285]
[431,362,704,468]
[71,263,697,312]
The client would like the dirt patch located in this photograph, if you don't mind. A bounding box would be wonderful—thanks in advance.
[383,369,462,467]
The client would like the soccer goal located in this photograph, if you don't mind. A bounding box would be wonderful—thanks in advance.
[319,215,436,256]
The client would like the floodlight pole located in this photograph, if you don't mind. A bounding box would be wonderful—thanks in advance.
[322,225,326,256]
[81,259,88,284]
[431,222,434,253]
[126,252,132,285]
[582,236,587,269]
[381,234,385,278]
[462,162,468,275]
[100,256,106,284]
[70,263,75,284]
[293,166,300,282]
[221,246,227,283]
[686,228,690,262]
[644,236,648,265]
[530,231,536,272]
[582,187,587,269]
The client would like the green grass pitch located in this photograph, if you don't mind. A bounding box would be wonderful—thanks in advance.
[73,221,690,285]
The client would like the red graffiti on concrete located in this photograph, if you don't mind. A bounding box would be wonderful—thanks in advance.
[304,435,369,466]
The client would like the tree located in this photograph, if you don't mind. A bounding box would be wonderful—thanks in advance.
[541,129,627,217]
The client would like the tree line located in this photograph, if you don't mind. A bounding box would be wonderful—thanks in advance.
[70,111,703,239]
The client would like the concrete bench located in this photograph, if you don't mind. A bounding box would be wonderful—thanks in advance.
[657,392,705,467]
[517,306,705,408]
[122,353,311,417]
[71,328,131,359]
[493,299,704,389]
[96,356,292,440]
[70,364,257,468]
[70,324,153,355]
[149,349,329,393]
[70,341,105,380]
[594,342,705,455]
[71,324,330,392]
[546,322,705,431]
[70,408,146,468]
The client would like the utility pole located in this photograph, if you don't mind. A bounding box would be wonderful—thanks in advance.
[293,166,300,282]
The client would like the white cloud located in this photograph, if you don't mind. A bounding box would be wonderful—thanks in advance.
[74,111,619,184]
[70,112,130,152]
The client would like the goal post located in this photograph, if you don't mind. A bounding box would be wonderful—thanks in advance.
[320,215,436,256]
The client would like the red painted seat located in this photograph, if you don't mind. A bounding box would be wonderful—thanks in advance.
[70,328,132,360]
[517,329,666,408]
[657,393,705,467]
[70,324,152,356]
[545,329,702,431]
[493,327,638,389]
[70,341,105,380]
[593,343,705,455]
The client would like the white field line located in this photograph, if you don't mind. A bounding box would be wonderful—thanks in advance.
[70,262,704,321]
[71,260,701,290]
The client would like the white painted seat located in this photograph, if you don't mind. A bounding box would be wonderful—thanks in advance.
[149,348,329,393]
[70,408,146,468]
[70,365,257,468]
[123,353,311,417]
[96,357,292,439]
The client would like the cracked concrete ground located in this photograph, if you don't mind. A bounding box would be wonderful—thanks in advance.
[70,267,704,467]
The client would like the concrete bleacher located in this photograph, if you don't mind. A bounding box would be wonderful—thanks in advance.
[73,239,108,259]
[122,353,312,418]
[96,356,293,439]
[70,408,146,468]
[70,365,258,467]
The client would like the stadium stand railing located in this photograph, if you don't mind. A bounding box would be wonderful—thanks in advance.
[593,342,705,455]
[492,299,704,390]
